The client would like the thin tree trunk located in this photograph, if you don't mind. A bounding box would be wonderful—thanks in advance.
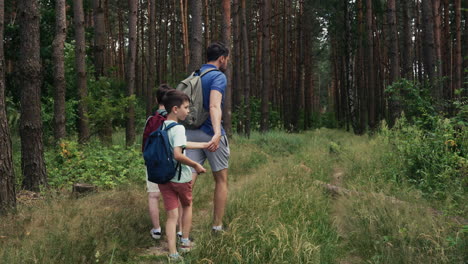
[74,0,90,144]
[221,0,232,137]
[126,0,137,146]
[188,0,203,73]
[241,0,251,137]
[442,0,452,100]
[0,0,16,213]
[432,0,443,97]
[366,0,376,129]
[118,8,125,80]
[401,0,413,80]
[204,0,210,49]
[260,0,271,132]
[387,0,401,124]
[53,0,67,141]
[454,0,462,95]
[232,0,242,133]
[293,0,305,131]
[93,0,106,78]
[422,0,436,83]
[180,0,189,72]
[18,0,47,191]
[147,0,155,116]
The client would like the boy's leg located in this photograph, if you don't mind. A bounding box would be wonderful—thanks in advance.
[181,203,192,239]
[148,191,161,229]
[212,168,228,227]
[177,203,183,237]
[165,208,179,255]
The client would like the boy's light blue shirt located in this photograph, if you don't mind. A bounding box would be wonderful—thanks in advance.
[163,120,192,183]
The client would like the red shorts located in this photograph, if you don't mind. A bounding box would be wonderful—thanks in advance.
[158,181,193,211]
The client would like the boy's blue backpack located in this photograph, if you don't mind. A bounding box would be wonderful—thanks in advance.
[143,122,183,184]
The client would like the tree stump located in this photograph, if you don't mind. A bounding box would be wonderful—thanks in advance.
[72,183,97,198]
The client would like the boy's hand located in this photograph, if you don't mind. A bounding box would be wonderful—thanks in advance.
[194,163,206,174]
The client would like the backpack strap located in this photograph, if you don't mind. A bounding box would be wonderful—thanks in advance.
[162,122,185,181]
[163,122,181,131]
[199,68,219,78]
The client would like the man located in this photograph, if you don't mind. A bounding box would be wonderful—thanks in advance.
[186,42,230,232]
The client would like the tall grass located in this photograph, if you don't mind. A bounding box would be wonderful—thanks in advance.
[2,129,466,263]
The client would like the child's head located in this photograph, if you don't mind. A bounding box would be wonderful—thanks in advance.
[162,90,190,120]
[155,84,172,106]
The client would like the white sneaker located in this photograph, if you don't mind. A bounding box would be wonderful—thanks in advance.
[150,228,162,239]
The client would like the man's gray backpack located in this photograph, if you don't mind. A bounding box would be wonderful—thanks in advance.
[176,68,219,129]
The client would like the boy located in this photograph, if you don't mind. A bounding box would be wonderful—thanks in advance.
[158,90,208,260]
[142,84,170,240]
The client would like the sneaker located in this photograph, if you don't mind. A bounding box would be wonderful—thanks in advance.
[177,231,183,240]
[211,226,226,234]
[179,239,194,253]
[150,228,162,240]
[168,253,184,262]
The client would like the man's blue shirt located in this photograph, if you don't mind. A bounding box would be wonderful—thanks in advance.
[199,64,226,136]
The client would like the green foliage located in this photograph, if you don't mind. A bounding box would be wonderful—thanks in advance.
[45,140,145,189]
[379,116,467,208]
[232,97,283,132]
[40,96,79,139]
[386,79,438,129]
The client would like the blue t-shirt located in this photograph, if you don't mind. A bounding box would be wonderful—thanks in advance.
[199,64,227,136]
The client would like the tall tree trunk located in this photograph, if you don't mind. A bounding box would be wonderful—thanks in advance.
[0,0,16,213]
[387,0,401,124]
[204,0,210,49]
[401,0,413,80]
[260,0,271,132]
[93,0,112,145]
[221,0,232,137]
[93,0,106,78]
[454,0,462,95]
[432,0,443,98]
[118,8,125,80]
[293,0,305,131]
[53,0,67,141]
[180,0,189,72]
[18,0,47,191]
[188,0,203,73]
[147,0,155,116]
[241,0,251,137]
[232,0,242,133]
[366,0,376,129]
[422,0,436,83]
[442,0,452,100]
[126,0,137,146]
[73,0,90,144]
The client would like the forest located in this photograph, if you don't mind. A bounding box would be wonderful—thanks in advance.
[0,0,467,263]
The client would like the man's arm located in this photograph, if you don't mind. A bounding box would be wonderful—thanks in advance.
[207,90,223,152]
[173,146,206,174]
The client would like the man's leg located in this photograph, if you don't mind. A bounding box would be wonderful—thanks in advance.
[212,168,228,227]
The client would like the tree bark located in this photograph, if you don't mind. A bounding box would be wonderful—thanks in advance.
[422,0,436,83]
[241,0,251,137]
[432,0,443,98]
[18,0,47,191]
[221,0,232,137]
[188,0,203,74]
[366,0,376,129]
[53,0,67,141]
[442,0,452,99]
[401,0,413,80]
[232,0,242,133]
[93,0,106,78]
[0,0,16,213]
[260,0,271,132]
[73,0,90,143]
[147,0,155,116]
[454,0,462,95]
[204,0,210,49]
[180,0,189,72]
[126,0,137,146]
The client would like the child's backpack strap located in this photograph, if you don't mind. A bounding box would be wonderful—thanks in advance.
[162,122,184,181]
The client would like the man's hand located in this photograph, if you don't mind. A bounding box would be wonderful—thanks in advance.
[194,163,206,174]
[207,134,221,152]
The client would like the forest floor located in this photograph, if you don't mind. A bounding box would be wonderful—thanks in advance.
[1,129,466,263]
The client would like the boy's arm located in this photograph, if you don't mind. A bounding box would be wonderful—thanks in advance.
[173,146,206,174]
[186,141,209,149]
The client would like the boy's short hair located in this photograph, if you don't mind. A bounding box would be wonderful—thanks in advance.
[155,84,172,105]
[207,42,229,62]
[162,90,190,113]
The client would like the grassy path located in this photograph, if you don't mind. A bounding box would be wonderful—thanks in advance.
[1,129,466,263]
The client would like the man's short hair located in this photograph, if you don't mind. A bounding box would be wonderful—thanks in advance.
[207,42,229,62]
[155,84,172,105]
[162,90,190,113]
